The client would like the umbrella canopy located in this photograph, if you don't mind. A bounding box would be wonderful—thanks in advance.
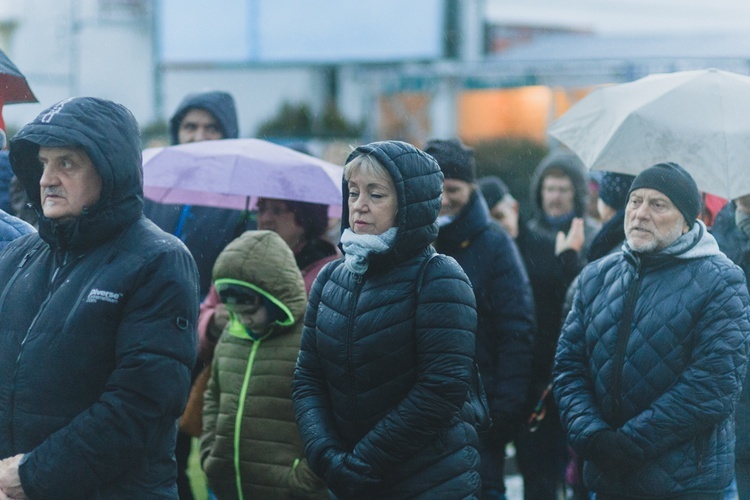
[142,138,344,211]
[0,48,37,105]
[547,68,750,199]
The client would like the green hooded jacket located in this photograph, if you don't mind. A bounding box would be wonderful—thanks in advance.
[201,230,327,499]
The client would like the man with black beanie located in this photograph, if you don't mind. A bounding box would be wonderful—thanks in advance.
[555,162,750,498]
[425,138,536,500]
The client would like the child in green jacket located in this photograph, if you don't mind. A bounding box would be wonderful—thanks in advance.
[201,230,327,500]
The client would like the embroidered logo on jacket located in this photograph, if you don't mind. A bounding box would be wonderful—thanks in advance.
[86,288,123,304]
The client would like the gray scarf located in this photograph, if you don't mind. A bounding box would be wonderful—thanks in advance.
[340,227,397,275]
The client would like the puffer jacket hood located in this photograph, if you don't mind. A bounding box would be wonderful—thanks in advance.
[343,140,443,265]
[10,97,143,251]
[169,91,238,144]
[530,150,589,217]
[212,230,307,328]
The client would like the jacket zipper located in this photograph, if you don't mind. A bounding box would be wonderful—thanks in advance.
[347,274,364,419]
[9,251,69,451]
[611,263,642,427]
[234,340,260,500]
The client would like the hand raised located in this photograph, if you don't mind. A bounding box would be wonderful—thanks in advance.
[556,217,585,255]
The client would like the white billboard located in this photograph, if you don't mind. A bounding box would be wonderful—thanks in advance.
[160,0,445,63]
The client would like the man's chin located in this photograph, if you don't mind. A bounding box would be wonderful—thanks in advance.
[43,210,78,224]
[626,236,657,253]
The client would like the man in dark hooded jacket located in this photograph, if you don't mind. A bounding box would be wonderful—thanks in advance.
[0,97,199,499]
[711,193,750,498]
[425,138,535,500]
[143,90,251,298]
[142,90,251,498]
[490,153,596,499]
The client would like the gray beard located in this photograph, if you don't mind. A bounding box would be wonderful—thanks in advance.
[626,218,685,253]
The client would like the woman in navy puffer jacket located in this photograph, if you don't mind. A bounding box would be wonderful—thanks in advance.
[293,141,481,499]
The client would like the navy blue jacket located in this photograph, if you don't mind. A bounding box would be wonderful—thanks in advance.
[435,190,535,429]
[0,150,12,212]
[555,223,750,497]
[1,97,199,499]
[144,90,250,297]
[0,208,34,251]
[293,141,481,499]
[712,202,750,463]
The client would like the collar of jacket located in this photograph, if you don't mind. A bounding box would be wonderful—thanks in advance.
[623,220,712,270]
[38,197,142,252]
[436,190,490,252]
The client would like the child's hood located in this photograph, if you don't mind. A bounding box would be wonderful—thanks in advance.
[212,230,307,324]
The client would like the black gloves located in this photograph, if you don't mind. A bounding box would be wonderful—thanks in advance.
[585,429,642,481]
[320,448,379,499]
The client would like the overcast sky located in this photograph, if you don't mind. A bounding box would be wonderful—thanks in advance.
[485,0,750,34]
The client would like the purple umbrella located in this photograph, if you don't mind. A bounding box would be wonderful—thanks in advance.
[142,138,343,210]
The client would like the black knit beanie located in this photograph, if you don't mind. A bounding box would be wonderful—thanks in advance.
[478,176,510,208]
[598,172,635,211]
[627,162,701,225]
[423,138,476,183]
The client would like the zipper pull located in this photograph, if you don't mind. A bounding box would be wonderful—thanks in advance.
[17,252,33,268]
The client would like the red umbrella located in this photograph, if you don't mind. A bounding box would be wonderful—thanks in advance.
[0,48,37,131]
[0,48,36,105]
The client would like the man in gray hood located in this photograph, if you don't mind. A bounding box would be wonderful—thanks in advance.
[143,90,250,500]
[144,90,248,298]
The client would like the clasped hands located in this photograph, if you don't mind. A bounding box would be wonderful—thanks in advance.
[321,448,379,498]
[585,429,642,482]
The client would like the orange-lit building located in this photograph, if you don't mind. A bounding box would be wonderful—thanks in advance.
[374,27,750,147]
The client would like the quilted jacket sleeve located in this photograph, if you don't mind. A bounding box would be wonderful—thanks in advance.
[200,357,221,467]
[293,261,345,478]
[554,275,612,456]
[483,231,535,422]
[621,268,750,458]
[352,256,477,475]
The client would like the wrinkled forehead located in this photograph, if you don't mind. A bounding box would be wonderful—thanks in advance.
[180,108,219,126]
[628,187,673,204]
[542,173,573,189]
[38,145,90,160]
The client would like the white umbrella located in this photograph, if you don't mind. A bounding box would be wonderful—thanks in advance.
[547,68,750,199]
